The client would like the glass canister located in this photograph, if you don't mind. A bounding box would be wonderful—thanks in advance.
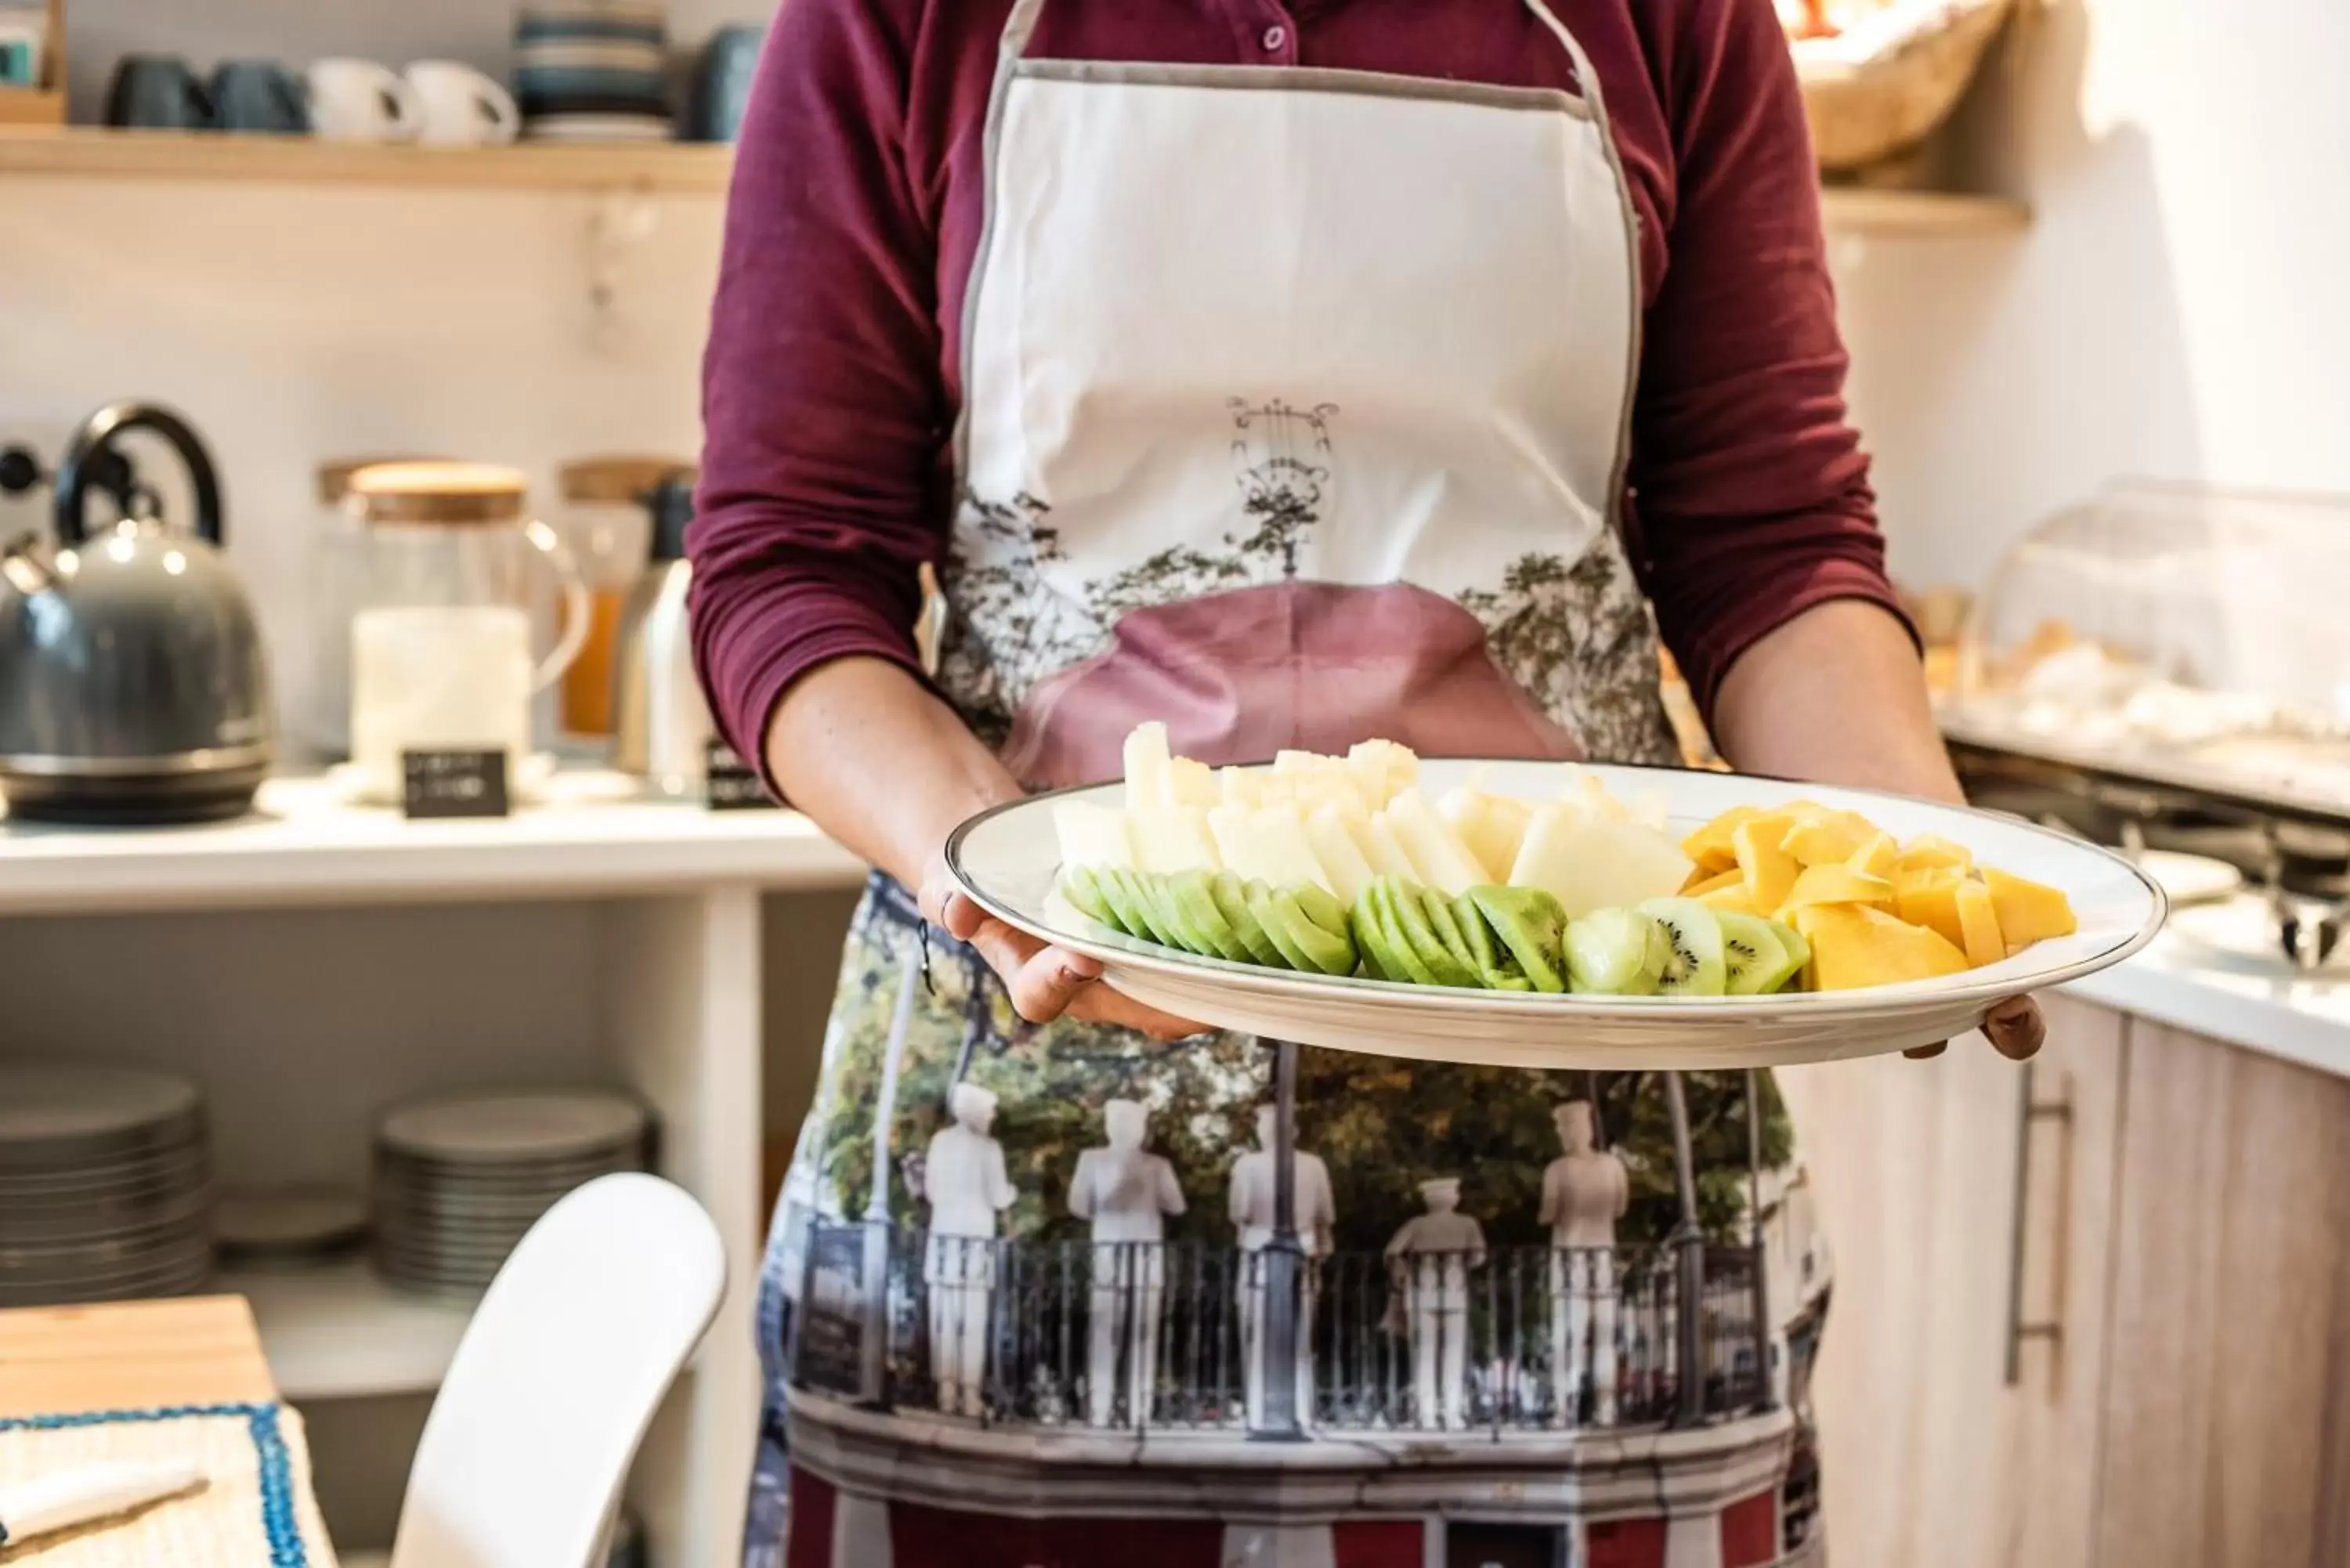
[307,454,446,762]
[553,454,687,749]
[342,462,591,801]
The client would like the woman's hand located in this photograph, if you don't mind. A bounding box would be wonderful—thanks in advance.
[917,852,1209,1040]
[1902,995,2045,1061]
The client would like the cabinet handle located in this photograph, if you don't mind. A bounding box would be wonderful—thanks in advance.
[2004,1060,2076,1386]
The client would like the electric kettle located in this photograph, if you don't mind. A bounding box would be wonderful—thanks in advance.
[0,402,276,823]
[610,471,710,796]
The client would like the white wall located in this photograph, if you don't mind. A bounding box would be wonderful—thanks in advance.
[1838,0,2350,591]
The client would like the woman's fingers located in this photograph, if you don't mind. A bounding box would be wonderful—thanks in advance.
[1982,995,2045,1060]
[1903,1041,1948,1060]
[944,901,1211,1039]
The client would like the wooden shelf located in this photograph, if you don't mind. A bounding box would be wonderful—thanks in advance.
[0,128,2030,231]
[0,127,732,192]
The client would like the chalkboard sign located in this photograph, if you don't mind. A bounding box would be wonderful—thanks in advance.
[794,1223,872,1399]
[402,750,511,819]
[704,739,776,811]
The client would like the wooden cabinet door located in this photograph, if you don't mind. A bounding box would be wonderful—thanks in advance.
[2092,1022,2350,1568]
[1778,993,2124,1568]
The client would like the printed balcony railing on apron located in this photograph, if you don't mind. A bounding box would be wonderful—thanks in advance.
[790,1222,1773,1436]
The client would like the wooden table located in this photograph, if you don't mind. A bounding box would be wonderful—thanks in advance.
[0,1295,277,1419]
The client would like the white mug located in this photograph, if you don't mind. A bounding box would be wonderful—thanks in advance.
[404,60,520,147]
[304,58,421,143]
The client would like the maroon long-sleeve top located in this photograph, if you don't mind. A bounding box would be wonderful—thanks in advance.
[690,0,1903,770]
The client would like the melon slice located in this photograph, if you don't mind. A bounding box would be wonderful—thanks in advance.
[1166,756,1217,807]
[1303,804,1378,906]
[1130,806,1221,876]
[1123,721,1174,808]
[1439,786,1533,883]
[1379,787,1487,897]
[1250,804,1333,894]
[1053,799,1134,870]
[1793,904,1970,990]
[1954,877,2007,967]
[1777,864,1896,916]
[1347,809,1422,882]
[1217,766,1261,809]
[1983,867,2077,945]
[1509,804,1696,919]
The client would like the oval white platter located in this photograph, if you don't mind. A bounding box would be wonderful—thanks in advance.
[947,760,2167,1070]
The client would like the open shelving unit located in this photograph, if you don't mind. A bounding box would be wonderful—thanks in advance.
[0,126,2032,232]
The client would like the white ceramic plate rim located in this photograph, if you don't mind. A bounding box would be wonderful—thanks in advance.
[948,760,2168,1023]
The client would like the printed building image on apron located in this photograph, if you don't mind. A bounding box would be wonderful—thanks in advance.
[745,2,1831,1566]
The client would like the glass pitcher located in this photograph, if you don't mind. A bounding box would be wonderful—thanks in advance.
[342,461,590,802]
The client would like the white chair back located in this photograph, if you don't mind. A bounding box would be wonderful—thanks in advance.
[389,1172,725,1568]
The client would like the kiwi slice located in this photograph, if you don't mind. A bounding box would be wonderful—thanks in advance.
[1292,883,1350,939]
[1141,870,1215,956]
[1246,880,1320,972]
[1354,916,1394,981]
[1564,907,1665,995]
[1454,891,1526,989]
[1380,878,1481,988]
[1466,886,1570,993]
[1166,869,1254,963]
[1717,910,1801,996]
[1093,868,1162,943]
[1357,881,1444,986]
[1267,887,1359,976]
[1211,871,1289,968]
[1768,918,1812,988]
[1058,865,1115,926]
[1419,887,1485,976]
[1636,898,1730,997]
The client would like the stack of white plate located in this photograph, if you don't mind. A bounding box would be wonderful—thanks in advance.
[0,1063,215,1306]
[371,1088,652,1294]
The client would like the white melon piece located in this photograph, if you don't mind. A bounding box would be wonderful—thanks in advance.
[1379,787,1486,896]
[1130,805,1221,875]
[1166,756,1217,807]
[1441,787,1532,882]
[1303,804,1376,905]
[1250,804,1335,894]
[1207,804,1263,881]
[1437,787,1494,871]
[1627,788,1671,833]
[1123,721,1174,808]
[1346,741,1398,811]
[1381,742,1421,802]
[1508,804,1695,919]
[1217,766,1262,808]
[1272,750,1321,776]
[1296,771,1363,818]
[1347,810,1420,882]
[1053,799,1134,869]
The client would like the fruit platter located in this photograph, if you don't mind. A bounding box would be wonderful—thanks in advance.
[946,725,2166,1070]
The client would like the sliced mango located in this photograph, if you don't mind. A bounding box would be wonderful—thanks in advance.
[1893,867,1967,948]
[1898,833,1976,874]
[1954,878,2006,967]
[1698,881,1764,918]
[1793,904,1970,991]
[1847,831,1900,880]
[1776,864,1896,916]
[1983,867,2077,945]
[1683,866,1744,898]
[1682,807,1761,875]
[1734,816,1802,913]
[1781,811,1880,867]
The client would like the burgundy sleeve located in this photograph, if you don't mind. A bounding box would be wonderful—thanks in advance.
[689,0,946,775]
[1627,0,1913,717]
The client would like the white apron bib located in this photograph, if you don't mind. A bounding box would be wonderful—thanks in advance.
[937,0,1679,782]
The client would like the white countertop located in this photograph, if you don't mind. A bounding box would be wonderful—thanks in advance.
[2064,898,2350,1080]
[0,771,870,912]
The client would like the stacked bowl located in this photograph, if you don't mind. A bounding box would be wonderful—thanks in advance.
[0,1063,215,1306]
[371,1086,653,1294]
[514,0,674,143]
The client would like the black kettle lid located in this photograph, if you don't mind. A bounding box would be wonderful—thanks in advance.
[646,473,695,563]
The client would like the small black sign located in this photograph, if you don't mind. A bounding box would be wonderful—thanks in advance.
[705,739,777,811]
[402,750,511,819]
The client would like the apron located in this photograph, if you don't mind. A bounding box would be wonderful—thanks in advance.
[746,2,1828,1563]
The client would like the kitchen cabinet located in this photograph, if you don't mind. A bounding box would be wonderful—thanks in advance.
[1785,999,2350,1568]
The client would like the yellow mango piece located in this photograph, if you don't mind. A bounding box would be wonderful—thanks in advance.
[1777,863,1895,917]
[1955,878,2006,967]
[1899,833,1976,873]
[1699,882,1763,917]
[1683,866,1744,897]
[1893,869,1968,948]
[1681,807,1760,874]
[1734,815,1802,912]
[1793,904,1970,991]
[1848,831,1900,880]
[1781,811,1881,866]
[1983,867,2077,945]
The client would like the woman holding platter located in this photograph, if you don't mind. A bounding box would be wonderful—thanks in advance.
[692,0,2044,1560]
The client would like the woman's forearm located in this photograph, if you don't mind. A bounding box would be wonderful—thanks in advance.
[1708,599,1962,805]
[762,656,1023,887]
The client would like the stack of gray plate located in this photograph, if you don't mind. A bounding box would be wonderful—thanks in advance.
[372,1087,652,1294]
[0,1063,214,1306]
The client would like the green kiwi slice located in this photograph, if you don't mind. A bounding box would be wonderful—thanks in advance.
[1381,879,1481,988]
[1267,887,1359,976]
[1466,886,1570,993]
[1564,907,1664,995]
[1211,871,1289,968]
[1636,898,1730,997]
[1356,880,1441,986]
[1718,911,1801,996]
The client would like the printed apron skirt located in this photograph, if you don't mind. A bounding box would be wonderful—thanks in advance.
[745,0,1831,1563]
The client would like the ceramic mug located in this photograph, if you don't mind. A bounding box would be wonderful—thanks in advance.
[209,60,309,135]
[403,61,521,146]
[686,24,763,143]
[104,55,212,131]
[303,58,422,143]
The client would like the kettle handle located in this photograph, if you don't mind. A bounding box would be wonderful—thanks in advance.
[54,402,224,548]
